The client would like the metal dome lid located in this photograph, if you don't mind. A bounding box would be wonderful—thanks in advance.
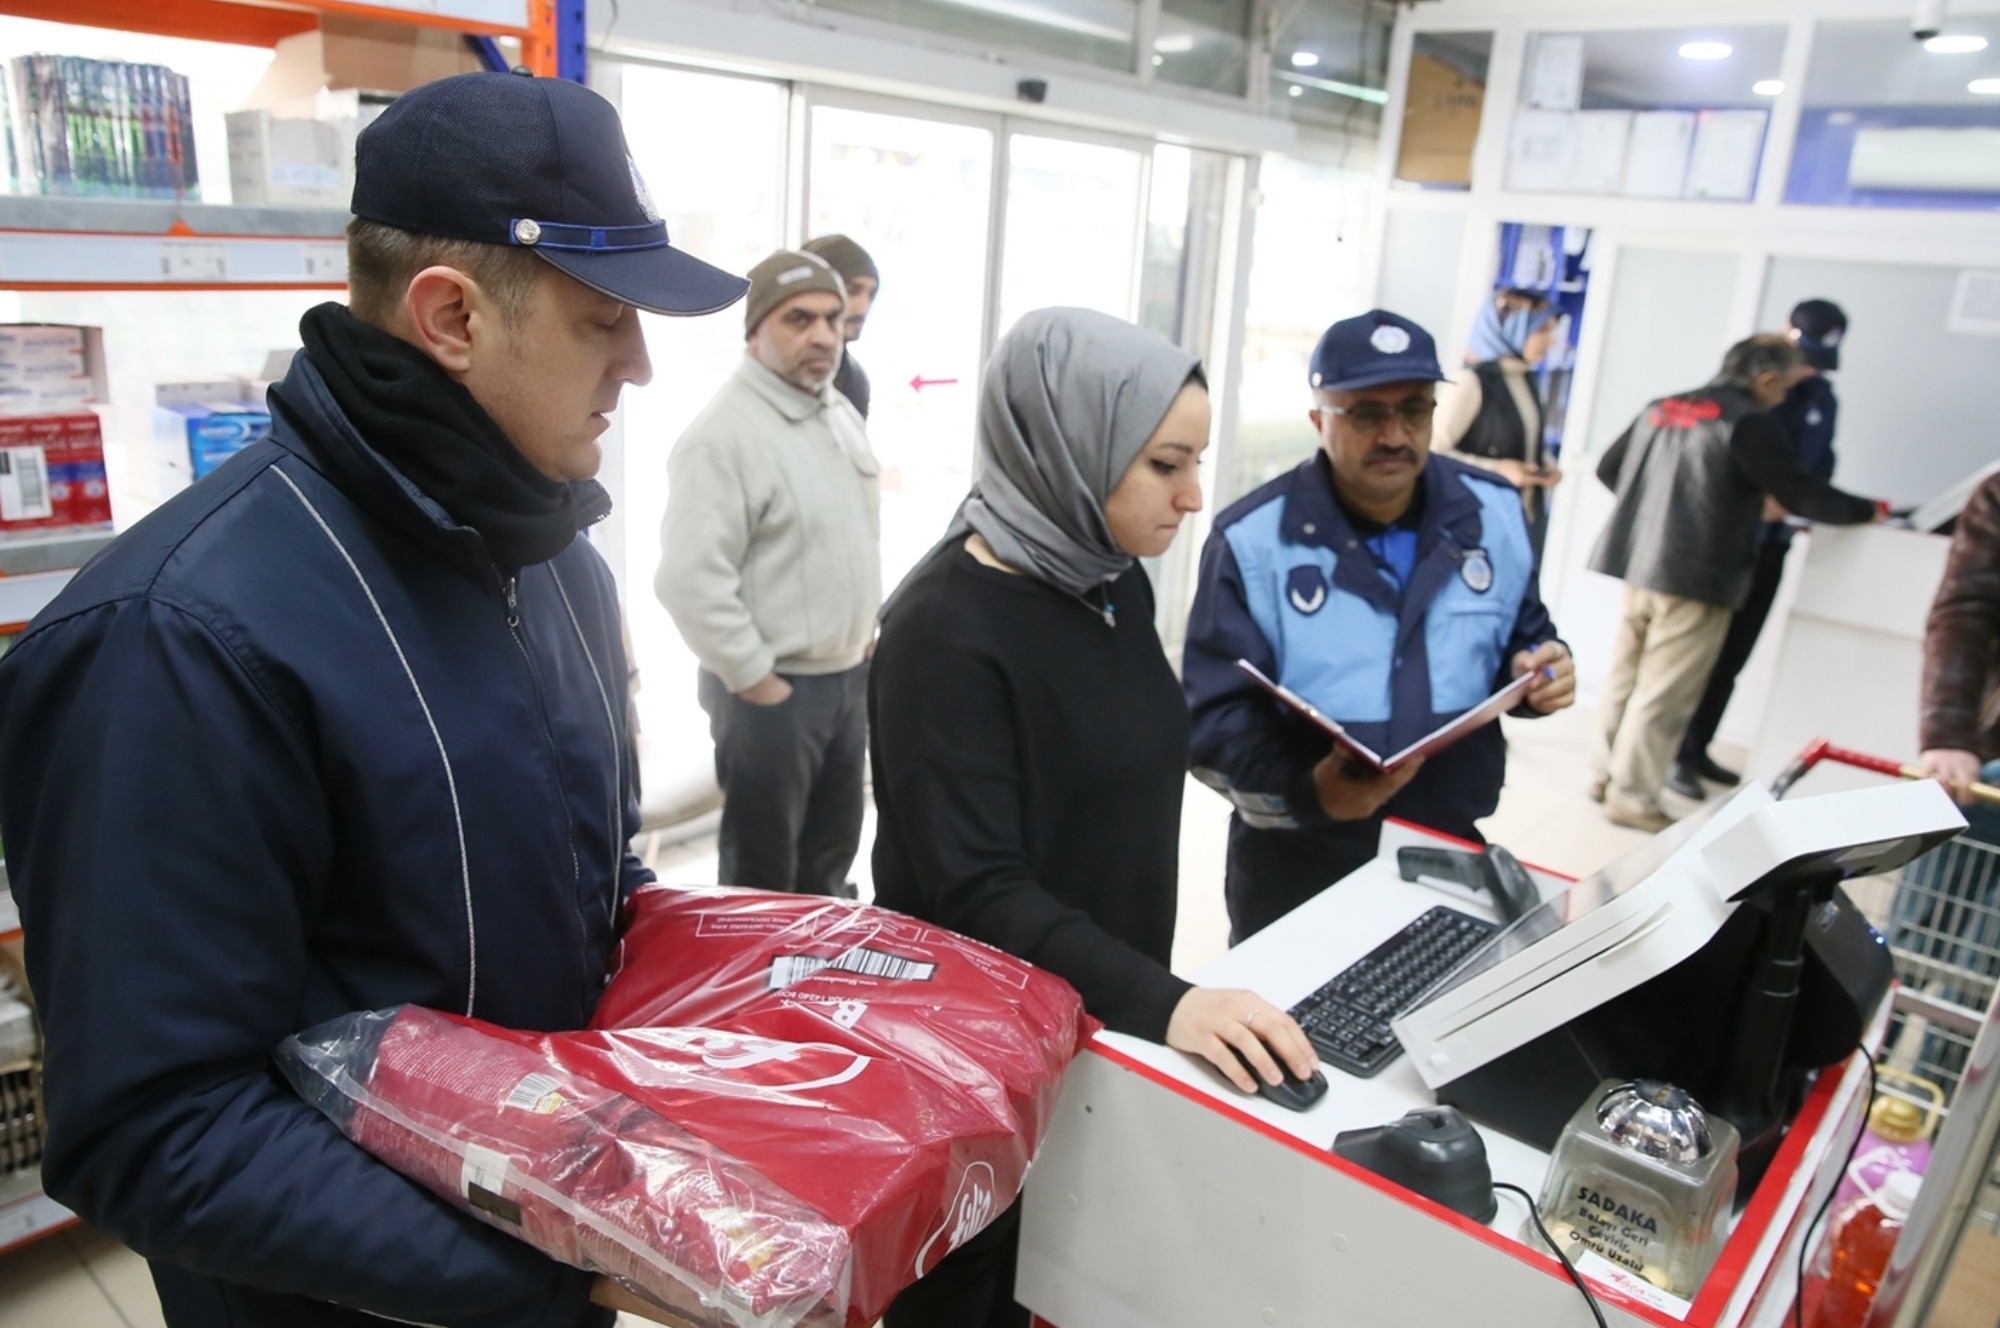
[1595,1080,1714,1164]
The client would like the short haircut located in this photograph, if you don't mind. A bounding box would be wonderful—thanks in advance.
[1717,333,1803,388]
[345,218,547,326]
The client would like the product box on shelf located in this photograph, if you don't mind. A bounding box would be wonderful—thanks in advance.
[154,395,272,494]
[226,109,349,208]
[0,325,107,416]
[0,412,110,536]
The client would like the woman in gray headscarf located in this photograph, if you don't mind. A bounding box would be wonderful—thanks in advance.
[870,308,1318,1328]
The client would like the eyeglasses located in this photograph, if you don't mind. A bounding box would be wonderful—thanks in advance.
[1326,398,1438,434]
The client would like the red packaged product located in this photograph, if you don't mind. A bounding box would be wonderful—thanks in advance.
[62,412,112,527]
[279,885,1097,1328]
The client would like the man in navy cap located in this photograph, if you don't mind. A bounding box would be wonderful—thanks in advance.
[1669,299,1850,799]
[0,72,744,1327]
[1185,309,1574,942]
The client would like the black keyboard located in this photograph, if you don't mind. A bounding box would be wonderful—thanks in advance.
[1287,906,1499,1078]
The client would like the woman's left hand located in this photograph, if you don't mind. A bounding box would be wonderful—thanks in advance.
[1166,987,1318,1094]
[1513,641,1575,715]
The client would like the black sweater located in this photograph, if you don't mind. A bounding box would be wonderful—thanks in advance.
[869,544,1193,1041]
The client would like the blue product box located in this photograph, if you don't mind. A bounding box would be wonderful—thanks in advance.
[153,401,273,491]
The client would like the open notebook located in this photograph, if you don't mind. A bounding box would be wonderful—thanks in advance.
[1235,658,1537,774]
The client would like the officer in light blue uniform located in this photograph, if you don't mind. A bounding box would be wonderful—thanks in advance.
[1185,309,1576,942]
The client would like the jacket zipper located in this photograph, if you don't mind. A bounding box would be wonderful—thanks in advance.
[497,569,592,988]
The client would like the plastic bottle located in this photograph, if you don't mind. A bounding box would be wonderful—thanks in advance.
[1807,1169,1923,1328]
[1828,1074,1942,1220]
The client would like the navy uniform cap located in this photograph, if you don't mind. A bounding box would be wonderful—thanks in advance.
[1788,298,1847,371]
[352,71,749,318]
[1308,309,1447,393]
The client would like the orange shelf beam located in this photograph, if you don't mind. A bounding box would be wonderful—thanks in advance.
[0,0,532,46]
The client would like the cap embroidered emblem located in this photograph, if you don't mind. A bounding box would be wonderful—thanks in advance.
[1370,324,1411,354]
[513,218,542,245]
[1310,370,1324,387]
[627,154,662,223]
[1821,327,1843,347]
[776,264,818,285]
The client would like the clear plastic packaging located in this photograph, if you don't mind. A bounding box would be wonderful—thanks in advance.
[278,884,1096,1328]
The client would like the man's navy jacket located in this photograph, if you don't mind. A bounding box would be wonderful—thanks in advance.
[0,350,646,1326]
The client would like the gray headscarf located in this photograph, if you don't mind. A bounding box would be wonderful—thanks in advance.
[950,307,1200,598]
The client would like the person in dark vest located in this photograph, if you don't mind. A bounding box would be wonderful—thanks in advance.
[1588,334,1883,832]
[1434,287,1562,553]
[802,233,879,418]
[1668,299,1849,799]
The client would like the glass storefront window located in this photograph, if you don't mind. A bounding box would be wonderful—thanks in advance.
[805,103,997,599]
[1224,154,1371,508]
[1152,0,1251,97]
[616,65,790,761]
[1504,26,1785,202]
[1789,15,2000,211]
[997,132,1146,338]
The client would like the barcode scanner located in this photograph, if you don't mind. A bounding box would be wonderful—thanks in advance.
[1396,843,1540,924]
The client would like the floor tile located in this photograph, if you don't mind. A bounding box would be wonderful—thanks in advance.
[0,1223,128,1328]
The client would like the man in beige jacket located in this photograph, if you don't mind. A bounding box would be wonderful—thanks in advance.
[657,249,882,896]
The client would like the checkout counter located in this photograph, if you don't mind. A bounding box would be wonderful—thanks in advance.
[1016,781,1963,1328]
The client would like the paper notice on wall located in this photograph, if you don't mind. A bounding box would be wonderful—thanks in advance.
[1525,34,1584,111]
[1948,270,2000,336]
[1506,109,1578,193]
[1622,111,1696,198]
[1685,109,1768,200]
[1569,110,1632,194]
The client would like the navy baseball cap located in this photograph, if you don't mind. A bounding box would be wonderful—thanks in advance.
[1788,298,1847,371]
[1308,309,1448,392]
[352,71,749,318]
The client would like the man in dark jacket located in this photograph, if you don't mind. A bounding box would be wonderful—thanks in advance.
[802,233,879,418]
[1186,309,1575,943]
[1670,299,1850,797]
[1588,334,1881,831]
[0,73,746,1327]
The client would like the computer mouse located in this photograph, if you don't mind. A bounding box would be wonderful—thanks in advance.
[1227,1045,1328,1112]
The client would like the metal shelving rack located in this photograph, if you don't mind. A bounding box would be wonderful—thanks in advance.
[0,0,586,1257]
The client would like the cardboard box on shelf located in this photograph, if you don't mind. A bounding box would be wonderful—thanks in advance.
[1396,51,1487,187]
[241,13,482,115]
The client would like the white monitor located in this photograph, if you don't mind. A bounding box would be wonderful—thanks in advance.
[1392,780,1965,1090]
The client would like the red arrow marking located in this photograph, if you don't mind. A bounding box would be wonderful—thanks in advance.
[909,375,960,393]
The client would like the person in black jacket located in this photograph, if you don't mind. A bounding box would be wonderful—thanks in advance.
[0,73,746,1328]
[1669,299,1849,797]
[1587,334,1882,831]
[870,307,1318,1328]
[802,233,879,418]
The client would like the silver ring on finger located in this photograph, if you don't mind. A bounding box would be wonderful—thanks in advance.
[1244,1009,1258,1027]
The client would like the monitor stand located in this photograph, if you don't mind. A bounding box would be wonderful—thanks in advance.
[1709,860,1849,1188]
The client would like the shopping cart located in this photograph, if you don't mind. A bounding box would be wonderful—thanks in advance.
[1769,738,2000,1238]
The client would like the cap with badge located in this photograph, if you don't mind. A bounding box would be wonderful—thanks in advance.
[1308,309,1448,393]
[1787,298,1847,371]
[352,70,748,318]
[743,250,846,336]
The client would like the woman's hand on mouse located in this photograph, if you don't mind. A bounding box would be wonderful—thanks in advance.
[1166,987,1318,1093]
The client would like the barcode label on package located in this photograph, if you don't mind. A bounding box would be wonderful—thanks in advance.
[502,1072,567,1114]
[769,947,937,989]
[0,447,52,521]
[461,1143,522,1226]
